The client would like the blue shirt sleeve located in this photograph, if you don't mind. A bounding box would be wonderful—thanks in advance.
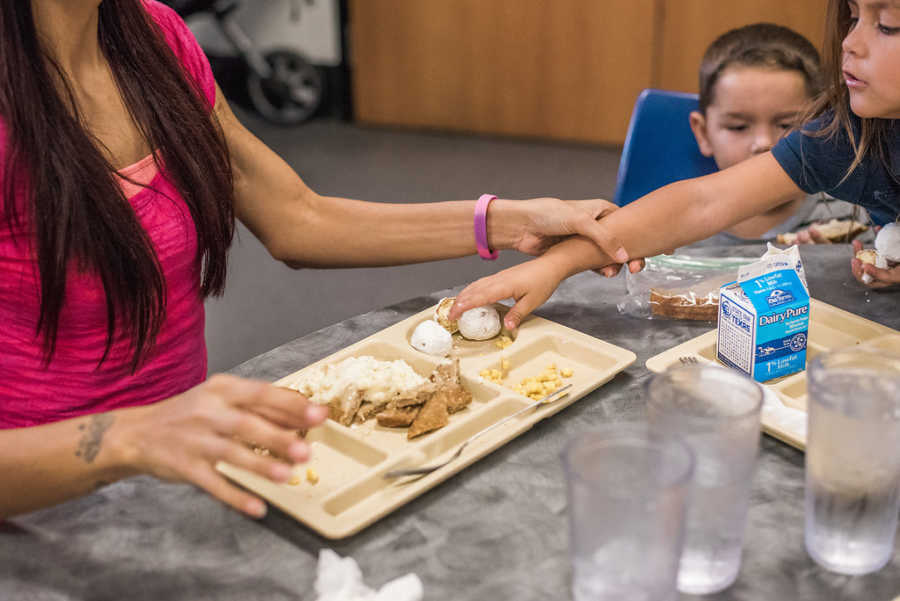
[772,115,898,225]
[772,115,862,196]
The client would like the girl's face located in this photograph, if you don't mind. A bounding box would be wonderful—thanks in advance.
[844,0,900,118]
[690,66,811,171]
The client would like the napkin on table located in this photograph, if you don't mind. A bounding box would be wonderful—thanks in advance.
[314,549,423,601]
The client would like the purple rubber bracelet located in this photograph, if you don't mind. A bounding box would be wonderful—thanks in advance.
[475,194,499,260]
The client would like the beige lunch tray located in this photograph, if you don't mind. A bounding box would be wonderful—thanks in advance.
[217,303,636,539]
[645,299,900,450]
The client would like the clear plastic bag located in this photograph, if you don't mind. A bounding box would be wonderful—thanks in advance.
[617,255,757,321]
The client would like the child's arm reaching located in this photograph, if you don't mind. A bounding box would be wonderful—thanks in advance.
[451,152,805,328]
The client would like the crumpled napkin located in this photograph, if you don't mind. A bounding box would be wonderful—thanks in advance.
[761,386,807,440]
[314,549,423,601]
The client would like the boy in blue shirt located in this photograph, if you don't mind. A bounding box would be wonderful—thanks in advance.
[688,23,862,246]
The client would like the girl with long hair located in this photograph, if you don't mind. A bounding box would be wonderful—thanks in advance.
[451,0,900,329]
[0,0,635,519]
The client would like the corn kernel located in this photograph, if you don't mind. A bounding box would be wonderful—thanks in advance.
[288,476,301,486]
[561,368,574,378]
[306,468,319,485]
[501,359,510,370]
[495,335,513,350]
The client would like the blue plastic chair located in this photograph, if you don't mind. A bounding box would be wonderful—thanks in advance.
[613,89,719,207]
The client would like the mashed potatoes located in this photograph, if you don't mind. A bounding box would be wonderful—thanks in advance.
[290,356,428,424]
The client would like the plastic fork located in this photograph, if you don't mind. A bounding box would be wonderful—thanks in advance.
[383,383,573,479]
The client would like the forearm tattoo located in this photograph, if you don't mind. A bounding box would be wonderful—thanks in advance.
[75,414,114,464]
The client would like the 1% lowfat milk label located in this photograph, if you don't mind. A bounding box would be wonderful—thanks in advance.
[717,245,810,382]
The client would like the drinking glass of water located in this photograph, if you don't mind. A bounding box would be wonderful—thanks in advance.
[646,365,763,595]
[561,423,694,601]
[805,347,900,575]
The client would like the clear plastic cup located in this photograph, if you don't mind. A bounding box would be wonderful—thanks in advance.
[805,348,900,575]
[561,423,694,601]
[646,365,763,595]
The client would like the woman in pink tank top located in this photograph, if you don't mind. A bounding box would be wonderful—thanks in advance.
[1,1,636,520]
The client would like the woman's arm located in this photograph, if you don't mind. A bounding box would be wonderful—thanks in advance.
[212,86,631,268]
[451,152,805,326]
[0,375,326,519]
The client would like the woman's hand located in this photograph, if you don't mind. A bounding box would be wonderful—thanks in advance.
[449,255,570,331]
[496,198,634,265]
[851,239,900,289]
[111,374,327,518]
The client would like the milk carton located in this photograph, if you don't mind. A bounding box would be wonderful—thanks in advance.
[717,245,810,382]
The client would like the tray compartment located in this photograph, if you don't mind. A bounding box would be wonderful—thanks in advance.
[770,374,809,410]
[404,303,518,360]
[808,322,872,350]
[811,302,890,340]
[322,397,528,516]
[696,342,718,363]
[465,335,613,402]
[330,378,505,456]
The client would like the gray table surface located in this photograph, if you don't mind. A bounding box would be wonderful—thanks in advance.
[2,244,899,601]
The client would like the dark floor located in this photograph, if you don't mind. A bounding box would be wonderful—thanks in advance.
[204,109,623,372]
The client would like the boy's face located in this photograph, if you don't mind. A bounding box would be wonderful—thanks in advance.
[690,66,811,170]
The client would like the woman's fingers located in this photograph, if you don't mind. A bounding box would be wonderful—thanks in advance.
[594,265,621,278]
[205,374,326,430]
[215,408,310,463]
[187,461,268,518]
[217,439,298,483]
[204,373,269,399]
[628,258,645,273]
[244,386,327,430]
[573,213,629,264]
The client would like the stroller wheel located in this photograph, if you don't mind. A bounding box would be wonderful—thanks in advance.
[246,49,324,125]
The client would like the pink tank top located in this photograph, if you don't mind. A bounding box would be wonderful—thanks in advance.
[0,1,218,429]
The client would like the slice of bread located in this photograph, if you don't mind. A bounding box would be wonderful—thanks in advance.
[650,288,719,321]
[777,218,868,245]
[649,272,726,321]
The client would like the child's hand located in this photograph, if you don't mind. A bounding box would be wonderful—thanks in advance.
[851,239,900,289]
[791,226,832,244]
[449,258,567,331]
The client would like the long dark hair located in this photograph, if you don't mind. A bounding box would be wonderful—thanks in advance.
[806,0,896,184]
[0,0,234,370]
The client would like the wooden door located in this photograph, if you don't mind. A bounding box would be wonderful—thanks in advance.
[656,0,827,92]
[349,0,658,144]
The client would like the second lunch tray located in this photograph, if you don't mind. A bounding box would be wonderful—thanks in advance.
[218,304,636,539]
[645,299,899,450]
